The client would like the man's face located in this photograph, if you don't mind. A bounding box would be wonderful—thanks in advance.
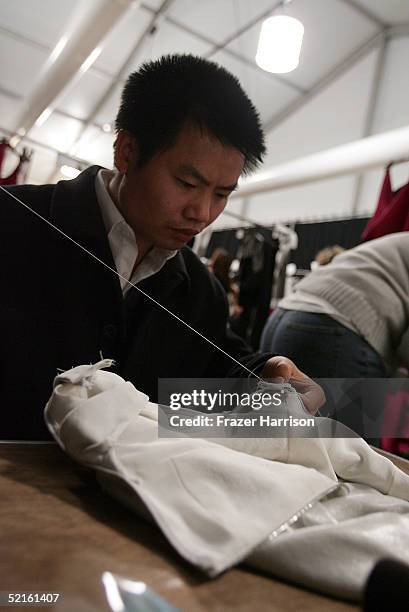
[114,123,244,251]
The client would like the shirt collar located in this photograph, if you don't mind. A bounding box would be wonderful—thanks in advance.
[95,169,177,278]
[95,168,126,234]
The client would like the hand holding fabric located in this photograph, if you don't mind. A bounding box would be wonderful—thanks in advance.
[261,356,325,414]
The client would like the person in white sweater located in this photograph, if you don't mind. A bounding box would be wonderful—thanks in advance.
[260,233,409,438]
[260,233,409,378]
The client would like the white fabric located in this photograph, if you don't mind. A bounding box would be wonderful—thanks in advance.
[95,170,176,295]
[44,361,409,590]
[248,482,409,600]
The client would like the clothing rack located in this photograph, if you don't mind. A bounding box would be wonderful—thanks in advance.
[0,138,32,186]
[0,137,32,164]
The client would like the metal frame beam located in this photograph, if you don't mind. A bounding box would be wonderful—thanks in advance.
[340,0,389,29]
[388,22,409,37]
[350,34,388,215]
[205,1,282,56]
[0,85,21,101]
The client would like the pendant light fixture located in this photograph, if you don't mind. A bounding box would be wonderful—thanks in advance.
[256,0,304,74]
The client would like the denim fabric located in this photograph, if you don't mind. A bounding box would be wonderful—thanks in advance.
[260,308,387,379]
[260,309,389,441]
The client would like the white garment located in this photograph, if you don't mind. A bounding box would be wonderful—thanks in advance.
[95,169,176,295]
[248,482,409,600]
[44,361,409,597]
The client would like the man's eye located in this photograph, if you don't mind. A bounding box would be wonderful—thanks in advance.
[216,193,228,200]
[178,179,196,188]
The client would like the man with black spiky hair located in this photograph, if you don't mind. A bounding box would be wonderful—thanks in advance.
[0,54,321,440]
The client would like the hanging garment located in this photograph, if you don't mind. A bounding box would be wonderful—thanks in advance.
[232,229,277,348]
[362,167,409,241]
[0,141,31,185]
[381,390,409,458]
[45,360,409,601]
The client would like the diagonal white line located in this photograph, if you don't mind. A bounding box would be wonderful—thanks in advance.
[0,184,261,380]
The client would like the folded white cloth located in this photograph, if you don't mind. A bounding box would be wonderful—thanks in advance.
[45,360,409,599]
[248,482,409,600]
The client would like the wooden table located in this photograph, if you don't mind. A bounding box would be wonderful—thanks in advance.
[1,443,407,612]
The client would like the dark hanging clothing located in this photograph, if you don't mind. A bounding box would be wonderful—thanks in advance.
[232,229,277,349]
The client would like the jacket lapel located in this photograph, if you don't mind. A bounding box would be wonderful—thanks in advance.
[48,165,123,326]
[49,165,117,273]
[136,250,190,304]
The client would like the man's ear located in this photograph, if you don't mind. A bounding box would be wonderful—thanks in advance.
[113,130,139,173]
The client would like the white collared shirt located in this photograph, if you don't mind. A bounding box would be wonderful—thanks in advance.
[95,169,177,296]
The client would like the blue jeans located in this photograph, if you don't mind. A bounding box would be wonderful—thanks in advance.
[260,308,386,379]
[260,309,387,440]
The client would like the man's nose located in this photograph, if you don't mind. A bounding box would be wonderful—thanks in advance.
[184,192,212,225]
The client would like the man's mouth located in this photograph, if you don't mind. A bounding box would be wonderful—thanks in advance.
[170,228,200,240]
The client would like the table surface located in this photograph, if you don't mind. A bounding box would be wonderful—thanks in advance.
[1,443,408,612]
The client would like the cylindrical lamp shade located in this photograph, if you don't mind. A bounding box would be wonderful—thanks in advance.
[256,15,304,74]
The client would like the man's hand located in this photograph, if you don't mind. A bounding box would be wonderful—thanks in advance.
[261,356,325,415]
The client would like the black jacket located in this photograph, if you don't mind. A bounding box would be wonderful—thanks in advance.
[0,166,271,440]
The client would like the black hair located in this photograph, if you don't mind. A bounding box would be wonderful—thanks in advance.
[115,54,266,174]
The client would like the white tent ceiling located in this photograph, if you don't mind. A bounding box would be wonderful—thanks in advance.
[1,0,409,228]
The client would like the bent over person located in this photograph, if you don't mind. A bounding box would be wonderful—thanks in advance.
[1,54,320,440]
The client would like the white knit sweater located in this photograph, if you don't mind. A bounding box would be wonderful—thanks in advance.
[279,233,409,368]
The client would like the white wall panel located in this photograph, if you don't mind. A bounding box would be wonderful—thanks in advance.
[353,0,409,25]
[73,126,115,168]
[263,47,379,167]
[0,35,48,98]
[24,146,58,185]
[93,4,152,75]
[0,93,24,131]
[29,111,83,153]
[369,38,409,133]
[243,174,356,225]
[0,0,82,47]
[357,38,409,215]
[94,81,123,127]
[212,50,299,126]
[165,0,277,45]
[56,71,113,121]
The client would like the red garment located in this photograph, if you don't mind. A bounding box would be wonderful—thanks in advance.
[362,167,409,241]
[380,390,409,457]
